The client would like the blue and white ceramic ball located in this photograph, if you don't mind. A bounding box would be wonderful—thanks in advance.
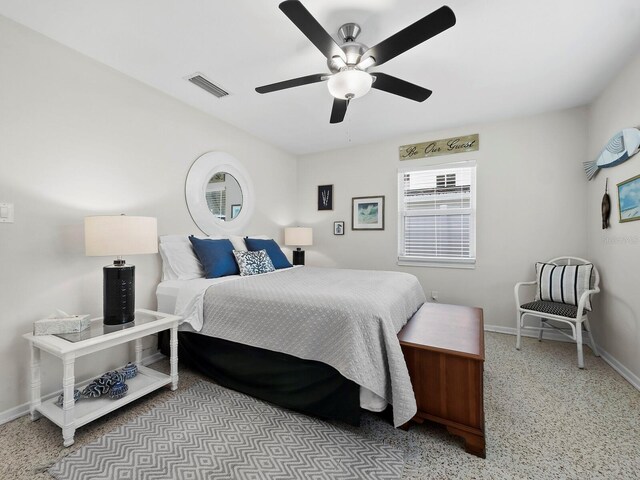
[109,381,128,400]
[121,362,138,380]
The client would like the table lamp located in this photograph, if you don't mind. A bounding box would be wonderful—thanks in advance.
[284,227,313,266]
[85,215,158,325]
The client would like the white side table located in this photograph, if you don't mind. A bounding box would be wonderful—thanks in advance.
[23,309,180,447]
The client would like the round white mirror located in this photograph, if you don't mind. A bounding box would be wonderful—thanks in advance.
[185,152,254,234]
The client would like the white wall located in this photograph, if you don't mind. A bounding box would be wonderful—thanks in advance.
[586,51,640,385]
[225,176,243,220]
[297,108,589,330]
[0,16,297,415]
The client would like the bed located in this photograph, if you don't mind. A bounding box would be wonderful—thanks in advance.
[156,247,425,427]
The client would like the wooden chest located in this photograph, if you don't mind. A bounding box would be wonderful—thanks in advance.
[398,302,485,458]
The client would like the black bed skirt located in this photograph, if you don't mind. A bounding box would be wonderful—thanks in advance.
[158,331,361,425]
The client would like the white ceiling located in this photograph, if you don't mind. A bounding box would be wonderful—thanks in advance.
[2,0,640,155]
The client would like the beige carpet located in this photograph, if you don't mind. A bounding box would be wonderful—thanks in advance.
[1,332,639,479]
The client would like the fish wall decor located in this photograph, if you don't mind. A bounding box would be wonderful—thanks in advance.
[584,127,640,180]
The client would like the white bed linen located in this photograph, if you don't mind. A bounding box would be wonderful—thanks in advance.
[157,276,241,330]
[155,274,388,413]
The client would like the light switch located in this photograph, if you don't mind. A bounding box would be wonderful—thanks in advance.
[0,203,14,223]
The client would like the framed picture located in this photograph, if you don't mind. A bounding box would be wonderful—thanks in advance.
[231,204,241,219]
[352,196,385,230]
[318,184,333,210]
[617,174,640,223]
[334,221,345,235]
[210,172,225,183]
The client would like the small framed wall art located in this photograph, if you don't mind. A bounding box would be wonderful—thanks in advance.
[617,174,640,223]
[231,204,241,219]
[352,196,385,230]
[334,221,344,235]
[318,185,333,210]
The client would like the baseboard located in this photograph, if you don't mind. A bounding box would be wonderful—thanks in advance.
[485,324,640,392]
[141,350,165,366]
[596,347,640,391]
[0,386,63,426]
[0,350,166,426]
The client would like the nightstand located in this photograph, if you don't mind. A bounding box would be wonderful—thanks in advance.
[23,309,180,447]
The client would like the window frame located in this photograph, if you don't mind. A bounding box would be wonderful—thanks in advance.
[397,160,477,269]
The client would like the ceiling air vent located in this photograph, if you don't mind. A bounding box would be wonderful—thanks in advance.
[187,73,229,98]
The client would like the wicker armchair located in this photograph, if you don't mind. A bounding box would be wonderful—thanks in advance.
[515,256,600,368]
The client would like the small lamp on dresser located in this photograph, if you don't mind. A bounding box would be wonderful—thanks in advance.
[84,215,158,325]
[284,227,313,266]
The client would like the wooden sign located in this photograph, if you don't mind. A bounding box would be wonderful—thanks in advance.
[399,134,479,160]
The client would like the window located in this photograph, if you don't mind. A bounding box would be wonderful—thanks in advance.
[398,161,476,267]
[206,189,226,220]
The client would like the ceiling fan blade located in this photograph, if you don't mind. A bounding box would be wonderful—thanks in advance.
[371,72,432,102]
[279,0,346,61]
[362,6,456,67]
[255,73,327,94]
[330,98,349,124]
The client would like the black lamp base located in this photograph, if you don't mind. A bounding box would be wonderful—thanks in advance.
[292,248,305,266]
[103,262,135,325]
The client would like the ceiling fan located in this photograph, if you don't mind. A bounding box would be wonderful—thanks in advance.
[255,0,456,124]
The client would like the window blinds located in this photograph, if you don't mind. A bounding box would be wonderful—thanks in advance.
[206,190,226,219]
[398,162,476,265]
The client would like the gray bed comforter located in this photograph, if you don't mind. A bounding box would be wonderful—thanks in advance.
[200,266,426,427]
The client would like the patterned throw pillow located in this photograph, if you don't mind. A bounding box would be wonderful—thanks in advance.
[534,262,594,311]
[233,250,275,276]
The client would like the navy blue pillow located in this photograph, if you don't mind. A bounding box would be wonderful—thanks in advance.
[244,238,292,269]
[188,236,239,278]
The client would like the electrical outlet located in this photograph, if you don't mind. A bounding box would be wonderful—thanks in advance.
[0,203,14,223]
[431,291,439,301]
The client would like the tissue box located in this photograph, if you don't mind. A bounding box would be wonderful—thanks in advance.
[34,315,91,336]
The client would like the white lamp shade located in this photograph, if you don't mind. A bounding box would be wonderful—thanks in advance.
[327,69,373,100]
[284,227,313,247]
[85,215,158,257]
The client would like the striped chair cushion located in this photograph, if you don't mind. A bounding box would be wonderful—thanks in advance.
[520,301,584,318]
[534,262,593,311]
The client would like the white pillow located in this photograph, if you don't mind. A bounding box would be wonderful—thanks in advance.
[159,242,203,281]
[229,235,247,252]
[158,234,224,281]
[159,234,194,244]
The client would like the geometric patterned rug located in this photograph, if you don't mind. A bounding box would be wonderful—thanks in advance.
[49,381,404,480]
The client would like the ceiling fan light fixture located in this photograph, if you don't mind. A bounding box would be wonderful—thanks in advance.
[257,2,456,123]
[327,68,373,100]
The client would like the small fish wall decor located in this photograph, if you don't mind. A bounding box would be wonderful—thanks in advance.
[584,127,640,180]
[602,178,611,229]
